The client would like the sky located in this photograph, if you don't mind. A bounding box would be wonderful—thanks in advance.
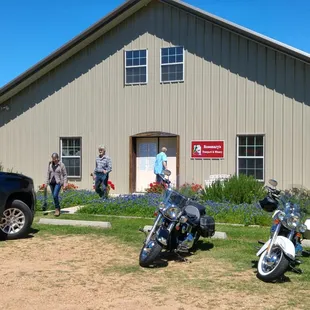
[0,0,309,88]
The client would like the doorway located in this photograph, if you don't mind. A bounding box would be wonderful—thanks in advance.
[129,132,179,193]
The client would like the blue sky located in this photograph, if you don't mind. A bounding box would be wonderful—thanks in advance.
[0,0,309,88]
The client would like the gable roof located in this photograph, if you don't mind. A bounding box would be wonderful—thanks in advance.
[1,0,310,104]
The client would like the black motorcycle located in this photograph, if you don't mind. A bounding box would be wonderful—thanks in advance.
[139,170,215,267]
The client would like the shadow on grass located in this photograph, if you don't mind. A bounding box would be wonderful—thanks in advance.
[144,241,214,269]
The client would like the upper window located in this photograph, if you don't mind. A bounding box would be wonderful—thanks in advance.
[237,135,264,181]
[60,137,81,178]
[125,49,147,85]
[161,46,184,83]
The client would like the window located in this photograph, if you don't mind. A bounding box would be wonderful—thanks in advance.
[60,137,81,178]
[125,49,147,84]
[237,135,264,181]
[161,46,184,83]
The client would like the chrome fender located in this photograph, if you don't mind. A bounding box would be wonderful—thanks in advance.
[256,236,295,260]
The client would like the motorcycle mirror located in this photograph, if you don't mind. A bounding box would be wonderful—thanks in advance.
[163,169,171,177]
[268,179,278,187]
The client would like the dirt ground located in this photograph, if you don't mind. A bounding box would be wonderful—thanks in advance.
[1,235,309,310]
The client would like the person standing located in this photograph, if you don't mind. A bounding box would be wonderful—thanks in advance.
[94,145,112,198]
[46,153,68,216]
[154,147,168,183]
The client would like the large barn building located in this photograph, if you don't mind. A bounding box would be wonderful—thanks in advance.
[1,0,310,193]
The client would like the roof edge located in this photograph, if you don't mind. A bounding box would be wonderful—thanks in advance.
[1,0,310,104]
[165,0,310,63]
[0,0,149,103]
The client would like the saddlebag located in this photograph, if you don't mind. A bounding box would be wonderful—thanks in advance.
[199,215,215,237]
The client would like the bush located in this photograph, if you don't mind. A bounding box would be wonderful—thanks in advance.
[200,174,266,204]
[177,182,203,199]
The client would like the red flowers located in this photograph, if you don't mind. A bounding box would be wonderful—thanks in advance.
[63,183,79,191]
[146,182,166,193]
[107,180,115,191]
[38,184,46,191]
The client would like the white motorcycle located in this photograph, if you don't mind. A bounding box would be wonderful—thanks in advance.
[256,179,310,282]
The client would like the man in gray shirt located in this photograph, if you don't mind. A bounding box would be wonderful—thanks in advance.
[94,145,112,198]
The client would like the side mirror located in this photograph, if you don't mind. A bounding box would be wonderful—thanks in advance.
[163,169,171,176]
[268,179,278,187]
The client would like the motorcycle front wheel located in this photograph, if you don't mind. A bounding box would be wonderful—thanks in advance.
[139,240,162,267]
[257,246,289,282]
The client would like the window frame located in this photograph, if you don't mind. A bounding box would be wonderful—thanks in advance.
[236,134,265,182]
[59,137,82,180]
[124,49,148,85]
[160,46,185,83]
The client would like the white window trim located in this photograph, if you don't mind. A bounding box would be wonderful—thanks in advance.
[160,46,185,83]
[236,135,265,182]
[60,137,82,179]
[124,49,148,85]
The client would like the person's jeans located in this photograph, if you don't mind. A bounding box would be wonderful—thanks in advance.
[50,183,62,209]
[156,174,163,183]
[95,173,109,198]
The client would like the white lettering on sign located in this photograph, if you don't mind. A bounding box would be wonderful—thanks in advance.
[203,145,222,149]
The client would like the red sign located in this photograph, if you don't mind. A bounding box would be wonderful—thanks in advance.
[191,140,224,159]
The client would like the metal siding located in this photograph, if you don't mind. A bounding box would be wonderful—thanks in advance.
[283,57,294,188]
[0,1,309,191]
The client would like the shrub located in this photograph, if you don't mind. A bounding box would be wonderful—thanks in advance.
[0,162,3,172]
[177,182,203,199]
[201,174,266,204]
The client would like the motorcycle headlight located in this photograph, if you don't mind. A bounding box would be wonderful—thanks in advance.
[299,224,308,233]
[275,211,285,221]
[285,215,300,230]
[163,205,181,221]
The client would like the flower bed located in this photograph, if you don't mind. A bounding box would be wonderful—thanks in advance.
[35,174,310,226]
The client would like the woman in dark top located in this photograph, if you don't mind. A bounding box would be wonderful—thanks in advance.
[46,153,68,216]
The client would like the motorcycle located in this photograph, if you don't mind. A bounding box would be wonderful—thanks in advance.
[139,170,215,267]
[256,179,310,282]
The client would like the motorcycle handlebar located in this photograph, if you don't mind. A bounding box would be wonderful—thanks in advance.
[159,174,171,185]
[264,185,281,197]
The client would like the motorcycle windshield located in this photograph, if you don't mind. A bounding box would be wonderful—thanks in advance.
[163,190,188,209]
[278,194,302,219]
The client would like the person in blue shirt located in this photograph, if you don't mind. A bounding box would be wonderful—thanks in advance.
[154,147,168,183]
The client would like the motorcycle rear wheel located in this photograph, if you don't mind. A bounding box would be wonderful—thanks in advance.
[257,246,289,282]
[139,240,162,267]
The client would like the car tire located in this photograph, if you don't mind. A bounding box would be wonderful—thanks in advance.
[0,200,33,240]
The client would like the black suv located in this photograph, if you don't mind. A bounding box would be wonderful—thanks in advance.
[0,172,36,240]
